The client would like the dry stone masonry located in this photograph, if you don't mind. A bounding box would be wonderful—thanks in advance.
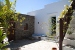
[15,14,35,40]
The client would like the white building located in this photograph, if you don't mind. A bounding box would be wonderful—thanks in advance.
[27,0,70,37]
[27,0,75,50]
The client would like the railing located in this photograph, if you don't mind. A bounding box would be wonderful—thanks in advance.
[59,0,75,50]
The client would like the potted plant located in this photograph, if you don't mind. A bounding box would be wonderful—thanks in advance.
[52,47,57,50]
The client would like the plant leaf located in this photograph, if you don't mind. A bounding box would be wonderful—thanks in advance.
[0,29,3,36]
[5,0,11,9]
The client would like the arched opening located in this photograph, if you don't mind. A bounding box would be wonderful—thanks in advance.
[24,23,28,30]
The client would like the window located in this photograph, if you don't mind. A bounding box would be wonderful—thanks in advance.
[38,22,39,24]
[24,23,28,30]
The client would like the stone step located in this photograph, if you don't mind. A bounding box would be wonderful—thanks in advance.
[70,19,75,24]
[63,45,75,50]
[63,38,75,47]
[65,34,75,39]
[63,10,75,50]
[70,23,75,27]
[73,11,75,15]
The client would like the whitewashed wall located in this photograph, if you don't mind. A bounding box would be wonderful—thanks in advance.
[27,0,70,36]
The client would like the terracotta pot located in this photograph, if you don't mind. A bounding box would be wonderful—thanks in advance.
[52,47,57,50]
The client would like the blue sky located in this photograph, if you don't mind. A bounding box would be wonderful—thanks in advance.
[15,0,60,14]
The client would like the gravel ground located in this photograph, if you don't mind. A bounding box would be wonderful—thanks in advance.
[5,39,59,50]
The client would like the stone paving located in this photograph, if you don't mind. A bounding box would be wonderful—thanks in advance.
[5,39,59,50]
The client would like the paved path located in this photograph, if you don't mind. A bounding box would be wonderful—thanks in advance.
[6,39,59,50]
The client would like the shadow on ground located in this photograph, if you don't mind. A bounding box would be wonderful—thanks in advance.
[4,39,40,50]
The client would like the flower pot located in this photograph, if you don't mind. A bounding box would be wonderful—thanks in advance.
[52,47,57,50]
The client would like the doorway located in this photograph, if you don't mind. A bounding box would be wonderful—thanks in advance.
[8,19,15,41]
[51,17,56,36]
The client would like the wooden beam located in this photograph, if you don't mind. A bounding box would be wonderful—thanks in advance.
[59,18,63,50]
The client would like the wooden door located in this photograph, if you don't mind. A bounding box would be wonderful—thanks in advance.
[8,20,15,41]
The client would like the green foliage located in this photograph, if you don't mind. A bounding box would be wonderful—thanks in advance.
[0,29,7,49]
[59,3,73,19]
[0,0,17,26]
[0,0,21,49]
[59,5,69,18]
[0,0,25,49]
[58,0,74,36]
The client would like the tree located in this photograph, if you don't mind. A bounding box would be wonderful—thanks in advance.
[0,0,25,49]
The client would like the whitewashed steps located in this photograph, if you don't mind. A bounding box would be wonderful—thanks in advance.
[63,37,75,47]
[63,11,75,50]
[63,45,75,50]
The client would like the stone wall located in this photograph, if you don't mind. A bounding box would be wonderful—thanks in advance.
[15,14,35,40]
